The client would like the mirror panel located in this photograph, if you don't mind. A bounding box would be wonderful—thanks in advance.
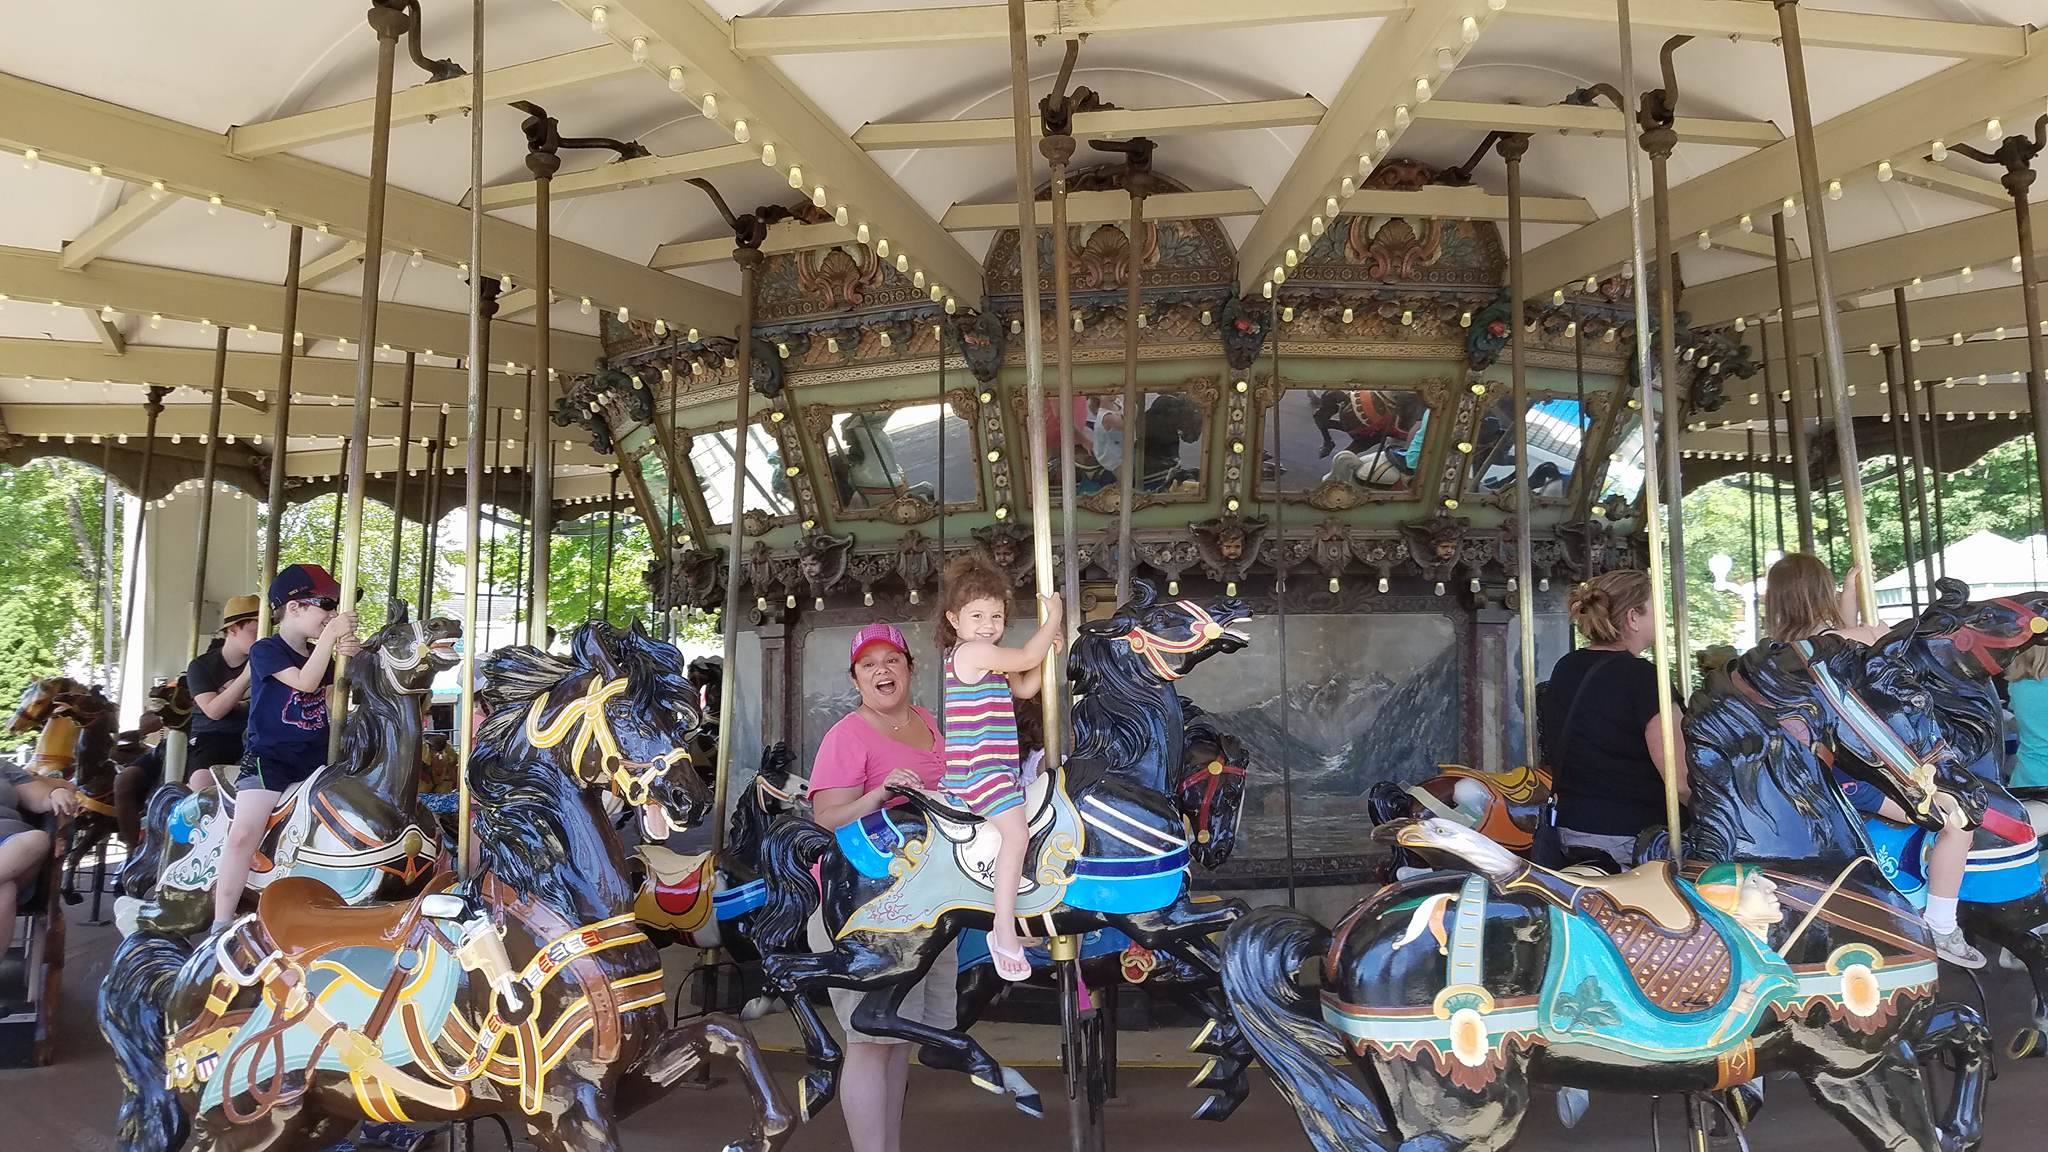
[1463,393,1593,503]
[809,397,982,521]
[1255,383,1444,505]
[689,419,798,529]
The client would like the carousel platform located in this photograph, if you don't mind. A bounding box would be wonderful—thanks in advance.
[9,898,2048,1151]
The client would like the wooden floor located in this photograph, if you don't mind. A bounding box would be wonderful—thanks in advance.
[8,899,2048,1151]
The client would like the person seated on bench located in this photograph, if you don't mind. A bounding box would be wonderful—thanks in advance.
[2006,644,2048,791]
[0,764,78,913]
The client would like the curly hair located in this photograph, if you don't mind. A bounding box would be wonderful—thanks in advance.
[1569,569,1651,645]
[934,551,1011,650]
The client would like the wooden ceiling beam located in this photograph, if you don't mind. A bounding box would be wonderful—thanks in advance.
[854,98,1328,151]
[476,143,756,210]
[0,72,738,334]
[59,186,176,271]
[1412,99,1781,149]
[731,0,1396,56]
[228,47,638,157]
[943,188,1267,231]
[0,339,529,410]
[299,240,370,288]
[1512,0,2026,60]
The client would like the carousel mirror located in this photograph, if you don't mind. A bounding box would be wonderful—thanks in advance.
[1598,410,1647,508]
[810,396,982,522]
[1256,382,1443,506]
[1025,382,1215,510]
[688,418,799,530]
[1463,392,1592,503]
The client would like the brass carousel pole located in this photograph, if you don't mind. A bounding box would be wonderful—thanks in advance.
[260,226,304,639]
[328,444,347,571]
[388,354,417,604]
[521,111,559,648]
[1759,317,1786,553]
[101,440,116,689]
[421,408,448,610]
[1895,290,1938,595]
[186,324,230,668]
[1774,0,1875,619]
[1883,347,1921,614]
[1614,0,1683,855]
[457,0,486,881]
[117,385,168,706]
[1041,43,1084,647]
[1772,219,1817,553]
[1096,139,1159,606]
[1008,2,1087,1146]
[333,0,412,761]
[1500,131,1540,770]
[1640,41,1692,690]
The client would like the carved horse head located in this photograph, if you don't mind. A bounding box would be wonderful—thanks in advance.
[1069,583,1250,795]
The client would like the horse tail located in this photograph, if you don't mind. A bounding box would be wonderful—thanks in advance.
[753,820,834,950]
[101,930,194,1152]
[119,784,186,900]
[1221,907,1397,1152]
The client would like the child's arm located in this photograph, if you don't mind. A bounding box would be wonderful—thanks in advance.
[268,613,356,692]
[193,665,252,720]
[953,595,1064,683]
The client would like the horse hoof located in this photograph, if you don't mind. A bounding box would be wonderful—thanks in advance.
[1726,1083,1764,1127]
[798,1070,839,1121]
[1013,1091,1044,1119]
[1192,1091,1243,1122]
[2009,1028,2045,1059]
[1556,1086,1590,1128]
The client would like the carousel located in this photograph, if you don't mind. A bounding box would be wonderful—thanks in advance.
[2,2,2048,1152]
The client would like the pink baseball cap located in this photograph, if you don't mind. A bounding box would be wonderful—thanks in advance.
[849,622,909,664]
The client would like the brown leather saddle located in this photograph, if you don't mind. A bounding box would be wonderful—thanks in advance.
[1505,861,1734,1015]
[256,874,456,967]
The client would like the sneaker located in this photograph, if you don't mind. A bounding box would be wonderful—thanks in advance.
[1934,928,1986,969]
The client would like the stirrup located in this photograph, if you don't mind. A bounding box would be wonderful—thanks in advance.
[448,908,533,1024]
[213,915,282,988]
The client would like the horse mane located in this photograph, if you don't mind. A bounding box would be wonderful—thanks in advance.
[474,643,580,763]
[726,743,792,864]
[1068,589,1168,793]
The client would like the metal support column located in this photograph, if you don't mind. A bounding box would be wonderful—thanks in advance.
[389,354,417,604]
[117,386,167,706]
[260,226,303,638]
[1895,290,1938,596]
[1772,219,1816,552]
[1500,131,1540,769]
[1641,36,1692,689]
[1883,348,1920,613]
[187,323,230,664]
[1040,44,1086,648]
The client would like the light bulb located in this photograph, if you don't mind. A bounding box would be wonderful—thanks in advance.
[1961,265,1974,283]
[149,180,167,201]
[98,304,114,322]
[1952,332,1964,346]
[1281,305,1294,322]
[1988,118,2003,141]
[1375,129,1391,153]
[1877,159,1893,182]
[1312,216,1326,238]
[1739,213,1753,233]
[1696,230,1711,250]
[896,254,909,273]
[86,164,103,185]
[667,67,686,94]
[1552,288,1564,305]
[1584,274,1598,291]
[856,222,870,244]
[1931,139,1946,162]
[687,327,699,341]
[787,164,802,188]
[618,306,630,322]
[1782,196,1797,218]
[588,5,607,32]
[1462,16,1480,43]
[1735,316,1747,332]
[1910,338,1921,352]
[1415,76,1432,103]
[1341,307,1354,324]
[834,204,848,227]
[1460,310,1472,327]
[1298,232,1310,252]
[876,237,889,258]
[1274,267,1286,285]
[1827,179,1842,201]
[408,249,423,268]
[1285,249,1299,268]
[579,296,592,314]
[1263,281,1274,299]
[761,142,776,167]
[2015,256,2026,273]
[630,36,648,62]
[1393,104,1411,129]
[812,185,827,208]
[655,319,668,336]
[149,313,161,329]
[20,148,37,170]
[1340,176,1356,198]
[1401,309,1413,325]
[732,119,750,143]
[701,93,718,119]
[1488,0,1506,10]
[207,194,222,215]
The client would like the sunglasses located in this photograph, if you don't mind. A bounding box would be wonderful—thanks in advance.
[295,597,340,612]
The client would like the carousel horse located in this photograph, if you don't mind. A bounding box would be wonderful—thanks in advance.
[683,656,722,789]
[49,686,123,903]
[120,601,460,937]
[99,620,790,1152]
[1311,388,1424,460]
[1367,763,1553,865]
[1225,635,1992,1152]
[752,585,1261,1122]
[952,697,1250,1030]
[629,742,812,1020]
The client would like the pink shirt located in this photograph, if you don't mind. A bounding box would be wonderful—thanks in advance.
[811,707,946,802]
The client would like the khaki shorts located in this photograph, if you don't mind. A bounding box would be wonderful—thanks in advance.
[807,911,959,1045]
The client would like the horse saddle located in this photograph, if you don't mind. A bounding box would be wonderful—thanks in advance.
[632,844,716,934]
[915,771,1062,895]
[1508,862,1799,1062]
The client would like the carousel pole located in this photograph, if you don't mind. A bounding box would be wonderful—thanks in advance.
[1008,3,1088,1146]
[333,0,412,761]
[1041,43,1084,648]
[388,355,417,604]
[524,135,559,648]
[1895,290,1939,594]
[1811,358,1840,571]
[711,247,761,857]
[1640,37,1693,691]
[602,467,618,622]
[1771,221,1816,553]
[328,445,346,571]
[101,439,116,689]
[1573,310,1591,578]
[1883,347,1921,613]
[1760,320,1786,553]
[1774,0,1875,619]
[511,391,528,638]
[456,0,485,882]
[260,226,304,638]
[1928,388,1949,576]
[420,408,448,610]
[1614,0,1684,855]
[1952,118,2048,530]
[1500,132,1540,769]
[1109,145,1155,605]
[186,324,230,666]
[1747,426,1762,638]
[117,386,167,707]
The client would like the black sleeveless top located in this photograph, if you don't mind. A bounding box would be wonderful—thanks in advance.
[1539,648,1667,836]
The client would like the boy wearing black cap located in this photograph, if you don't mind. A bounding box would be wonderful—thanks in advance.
[212,563,360,927]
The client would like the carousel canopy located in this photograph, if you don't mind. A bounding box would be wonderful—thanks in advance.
[0,1,2042,508]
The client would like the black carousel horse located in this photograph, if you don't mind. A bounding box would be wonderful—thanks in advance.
[952,698,1250,1030]
[120,601,459,938]
[630,742,813,1019]
[1225,635,1991,1152]
[752,585,1262,1122]
[99,621,790,1152]
[49,686,122,905]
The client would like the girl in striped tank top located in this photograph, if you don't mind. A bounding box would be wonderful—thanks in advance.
[936,553,1065,981]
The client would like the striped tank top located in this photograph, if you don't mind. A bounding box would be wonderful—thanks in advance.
[940,646,1024,815]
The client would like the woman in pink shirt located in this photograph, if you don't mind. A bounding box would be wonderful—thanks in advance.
[807,622,957,1152]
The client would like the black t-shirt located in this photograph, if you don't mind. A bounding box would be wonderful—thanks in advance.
[1539,648,1668,836]
[186,646,248,739]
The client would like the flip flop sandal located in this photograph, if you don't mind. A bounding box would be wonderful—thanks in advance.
[991,941,1034,983]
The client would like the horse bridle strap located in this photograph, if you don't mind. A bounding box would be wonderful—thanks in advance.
[524,675,689,805]
[1177,757,1245,838]
[379,619,433,697]
[1946,598,2048,675]
[1125,600,1228,682]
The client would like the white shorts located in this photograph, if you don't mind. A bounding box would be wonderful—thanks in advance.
[807,911,959,1045]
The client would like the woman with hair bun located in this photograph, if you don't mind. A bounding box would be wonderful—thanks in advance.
[1535,569,1688,868]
